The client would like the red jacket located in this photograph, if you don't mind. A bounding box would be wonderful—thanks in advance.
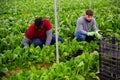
[25,19,52,40]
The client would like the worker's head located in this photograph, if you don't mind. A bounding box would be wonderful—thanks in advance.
[34,18,44,30]
[85,10,93,22]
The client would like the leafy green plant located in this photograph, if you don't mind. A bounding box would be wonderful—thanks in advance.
[0,0,119,79]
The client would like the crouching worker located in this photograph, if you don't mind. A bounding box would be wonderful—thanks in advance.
[74,10,101,42]
[22,17,63,47]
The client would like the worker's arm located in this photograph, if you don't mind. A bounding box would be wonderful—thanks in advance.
[22,36,30,47]
[92,19,102,39]
[92,18,98,32]
[45,29,52,46]
[43,19,52,46]
[23,24,34,47]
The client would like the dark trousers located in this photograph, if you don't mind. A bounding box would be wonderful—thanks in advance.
[32,36,63,47]
[74,32,95,42]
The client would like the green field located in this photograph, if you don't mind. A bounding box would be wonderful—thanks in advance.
[0,0,120,80]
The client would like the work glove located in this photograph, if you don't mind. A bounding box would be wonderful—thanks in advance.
[95,32,102,39]
[87,32,95,36]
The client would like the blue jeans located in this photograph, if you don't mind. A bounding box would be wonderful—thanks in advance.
[32,36,63,47]
[74,32,95,42]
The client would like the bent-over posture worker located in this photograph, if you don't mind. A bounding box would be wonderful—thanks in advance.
[23,17,62,47]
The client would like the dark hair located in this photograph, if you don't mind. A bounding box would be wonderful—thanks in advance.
[34,17,43,27]
[86,10,93,16]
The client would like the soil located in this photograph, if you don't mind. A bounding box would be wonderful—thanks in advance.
[66,49,83,60]
[41,63,53,69]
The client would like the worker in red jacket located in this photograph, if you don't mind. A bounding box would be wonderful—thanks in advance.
[22,17,62,47]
